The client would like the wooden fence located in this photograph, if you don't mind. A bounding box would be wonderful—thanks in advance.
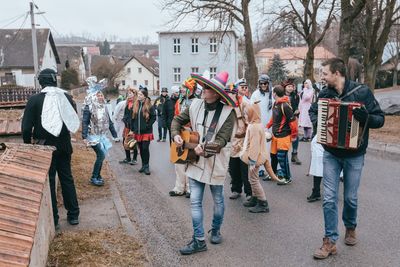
[0,87,41,107]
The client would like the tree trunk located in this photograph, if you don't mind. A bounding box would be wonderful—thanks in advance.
[394,68,398,86]
[242,0,258,92]
[363,62,378,92]
[304,45,315,82]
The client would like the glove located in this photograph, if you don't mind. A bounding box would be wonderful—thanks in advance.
[353,106,368,124]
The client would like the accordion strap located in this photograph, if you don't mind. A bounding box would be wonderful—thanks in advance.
[337,85,362,101]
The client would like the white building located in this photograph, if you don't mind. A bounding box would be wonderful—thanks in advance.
[0,29,60,87]
[116,55,159,95]
[158,31,238,89]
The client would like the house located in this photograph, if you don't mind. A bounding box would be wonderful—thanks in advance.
[255,46,335,81]
[116,55,159,95]
[0,29,60,87]
[56,45,86,83]
[158,30,238,90]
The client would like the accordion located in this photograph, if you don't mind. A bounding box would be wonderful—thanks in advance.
[317,98,363,149]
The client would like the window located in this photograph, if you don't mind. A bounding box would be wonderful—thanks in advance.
[145,80,149,86]
[209,67,217,78]
[127,67,131,73]
[122,80,126,86]
[173,38,181,54]
[138,67,142,73]
[133,80,137,86]
[191,67,199,73]
[191,38,199,53]
[173,67,181,83]
[209,37,217,53]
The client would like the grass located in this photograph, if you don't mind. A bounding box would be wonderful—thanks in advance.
[47,229,147,267]
[370,115,400,144]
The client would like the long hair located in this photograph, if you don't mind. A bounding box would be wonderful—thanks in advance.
[132,97,152,121]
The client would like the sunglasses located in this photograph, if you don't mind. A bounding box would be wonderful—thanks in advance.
[260,83,268,85]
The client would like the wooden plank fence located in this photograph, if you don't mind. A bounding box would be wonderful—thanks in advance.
[0,87,41,107]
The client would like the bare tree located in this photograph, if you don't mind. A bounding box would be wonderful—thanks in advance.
[160,0,258,90]
[279,0,338,81]
[357,0,400,90]
[387,24,400,86]
[92,58,125,90]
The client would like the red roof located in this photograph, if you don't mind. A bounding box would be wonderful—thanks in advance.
[256,46,335,60]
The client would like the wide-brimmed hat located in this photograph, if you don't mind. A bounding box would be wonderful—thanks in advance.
[191,71,237,107]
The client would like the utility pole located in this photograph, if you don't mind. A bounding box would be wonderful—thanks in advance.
[30,2,39,89]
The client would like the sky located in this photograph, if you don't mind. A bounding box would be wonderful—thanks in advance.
[0,0,171,42]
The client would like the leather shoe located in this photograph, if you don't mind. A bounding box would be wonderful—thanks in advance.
[179,237,207,255]
[67,218,79,225]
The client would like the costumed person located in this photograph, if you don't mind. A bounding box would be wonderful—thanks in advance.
[131,86,156,175]
[250,74,274,179]
[168,78,197,198]
[22,68,80,228]
[240,102,281,213]
[172,72,236,255]
[310,58,384,259]
[299,79,314,141]
[225,79,252,201]
[266,85,298,185]
[307,134,323,202]
[82,77,118,186]
[283,80,302,165]
[154,87,169,142]
[162,85,180,144]
[114,87,138,164]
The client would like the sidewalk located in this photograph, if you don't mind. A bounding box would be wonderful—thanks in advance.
[368,140,400,161]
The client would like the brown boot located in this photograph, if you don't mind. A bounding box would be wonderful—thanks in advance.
[344,228,357,246]
[313,237,337,259]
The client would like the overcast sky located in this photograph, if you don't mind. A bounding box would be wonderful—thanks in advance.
[0,0,171,42]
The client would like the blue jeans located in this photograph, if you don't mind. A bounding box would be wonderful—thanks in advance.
[91,143,106,178]
[323,151,365,243]
[189,178,224,239]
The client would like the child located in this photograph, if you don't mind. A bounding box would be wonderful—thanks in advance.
[266,85,298,185]
[240,103,280,213]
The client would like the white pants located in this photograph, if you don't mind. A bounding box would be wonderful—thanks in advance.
[172,164,190,193]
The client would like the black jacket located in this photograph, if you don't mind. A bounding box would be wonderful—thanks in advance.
[81,105,118,140]
[131,101,156,135]
[21,92,75,154]
[162,96,178,129]
[309,80,385,158]
[288,92,300,114]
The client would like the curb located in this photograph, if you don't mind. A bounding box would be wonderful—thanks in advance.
[368,141,400,161]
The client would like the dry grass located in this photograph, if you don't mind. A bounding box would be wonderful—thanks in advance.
[47,229,147,267]
[370,115,400,144]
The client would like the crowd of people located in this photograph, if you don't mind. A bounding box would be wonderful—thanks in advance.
[21,57,384,260]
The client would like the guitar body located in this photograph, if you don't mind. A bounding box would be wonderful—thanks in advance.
[170,130,200,164]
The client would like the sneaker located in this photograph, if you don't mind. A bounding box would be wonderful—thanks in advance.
[130,159,137,165]
[229,192,241,199]
[119,158,130,164]
[169,190,184,197]
[307,191,321,202]
[277,179,292,185]
[161,139,166,142]
[208,229,222,244]
[262,175,272,181]
[179,237,207,255]
[243,196,257,207]
[90,177,104,186]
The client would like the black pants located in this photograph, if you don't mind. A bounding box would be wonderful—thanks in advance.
[229,157,252,196]
[48,150,80,224]
[138,141,150,165]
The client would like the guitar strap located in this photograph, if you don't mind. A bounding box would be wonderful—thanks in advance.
[202,102,224,143]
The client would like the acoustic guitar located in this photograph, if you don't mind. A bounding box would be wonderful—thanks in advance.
[170,130,222,164]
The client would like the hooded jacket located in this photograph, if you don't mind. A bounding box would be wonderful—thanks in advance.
[267,96,298,138]
[240,103,268,167]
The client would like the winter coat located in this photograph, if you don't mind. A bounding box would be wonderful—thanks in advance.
[309,80,385,158]
[162,96,178,129]
[240,103,268,167]
[131,100,156,135]
[154,95,168,128]
[113,100,126,139]
[250,89,274,127]
[299,86,314,128]
[266,96,298,139]
[230,97,249,158]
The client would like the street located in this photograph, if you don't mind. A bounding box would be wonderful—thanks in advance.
[108,134,400,267]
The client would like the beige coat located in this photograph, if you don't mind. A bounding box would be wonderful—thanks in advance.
[240,103,268,167]
[230,99,249,158]
[186,99,236,185]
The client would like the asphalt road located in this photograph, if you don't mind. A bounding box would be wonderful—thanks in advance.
[107,130,400,267]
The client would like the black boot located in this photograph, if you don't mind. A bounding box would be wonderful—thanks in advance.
[307,176,322,202]
[243,196,257,207]
[139,165,145,173]
[291,152,302,165]
[249,199,269,213]
[179,237,207,255]
[143,164,150,175]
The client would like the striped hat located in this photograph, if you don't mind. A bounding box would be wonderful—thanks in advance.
[191,71,237,107]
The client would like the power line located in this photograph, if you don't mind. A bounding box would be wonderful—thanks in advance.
[0,12,28,29]
[2,12,29,51]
